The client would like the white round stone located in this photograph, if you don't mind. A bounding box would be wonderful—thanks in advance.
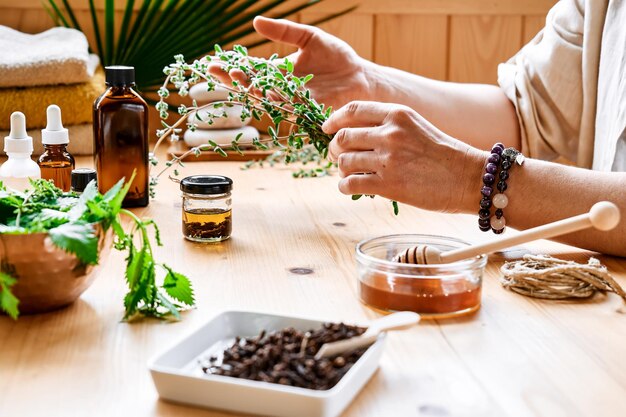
[492,193,509,209]
[183,126,259,148]
[490,216,506,230]
[188,105,250,129]
[189,82,230,102]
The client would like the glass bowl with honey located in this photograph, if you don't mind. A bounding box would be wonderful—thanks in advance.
[356,234,487,319]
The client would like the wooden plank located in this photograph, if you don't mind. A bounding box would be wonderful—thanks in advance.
[449,15,523,84]
[1,0,558,15]
[300,12,374,60]
[374,14,448,80]
[523,14,547,44]
[1,154,626,417]
[299,0,557,15]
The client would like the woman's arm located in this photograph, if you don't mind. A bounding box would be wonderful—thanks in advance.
[367,64,521,150]
[323,101,625,256]
[210,17,521,151]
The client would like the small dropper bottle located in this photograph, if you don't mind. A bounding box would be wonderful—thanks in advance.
[0,112,41,191]
[38,105,75,191]
[71,168,97,194]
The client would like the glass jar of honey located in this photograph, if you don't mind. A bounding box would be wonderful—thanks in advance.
[356,234,487,319]
[180,175,232,243]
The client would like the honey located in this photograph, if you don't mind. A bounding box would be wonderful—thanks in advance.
[358,272,481,317]
[355,235,487,319]
[182,208,232,242]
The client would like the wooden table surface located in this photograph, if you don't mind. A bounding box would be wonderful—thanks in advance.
[1,158,625,417]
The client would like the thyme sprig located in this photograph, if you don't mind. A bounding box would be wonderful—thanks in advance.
[150,45,398,213]
[151,45,333,185]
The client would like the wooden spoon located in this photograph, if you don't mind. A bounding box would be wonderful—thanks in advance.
[394,201,621,265]
[314,311,420,359]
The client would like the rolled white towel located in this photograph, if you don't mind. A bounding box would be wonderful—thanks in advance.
[184,126,260,148]
[189,82,231,103]
[188,104,250,129]
[0,26,98,88]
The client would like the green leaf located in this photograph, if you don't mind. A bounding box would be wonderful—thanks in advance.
[0,272,19,320]
[352,194,363,201]
[392,200,399,215]
[49,223,99,265]
[156,291,181,320]
[162,266,195,306]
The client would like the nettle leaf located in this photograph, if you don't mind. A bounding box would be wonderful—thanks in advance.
[162,266,195,306]
[0,272,19,320]
[49,223,99,265]
[156,291,180,320]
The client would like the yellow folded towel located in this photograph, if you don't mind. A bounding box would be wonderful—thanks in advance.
[0,124,94,156]
[0,70,104,131]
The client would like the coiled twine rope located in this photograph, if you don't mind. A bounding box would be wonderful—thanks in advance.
[500,255,626,307]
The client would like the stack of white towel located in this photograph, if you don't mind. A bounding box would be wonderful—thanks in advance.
[0,25,101,155]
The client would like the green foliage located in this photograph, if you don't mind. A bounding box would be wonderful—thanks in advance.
[153,46,333,181]
[0,179,194,321]
[45,0,351,91]
[153,45,399,214]
[0,273,18,320]
[49,223,99,265]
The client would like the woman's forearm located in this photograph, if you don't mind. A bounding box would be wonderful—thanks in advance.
[366,62,521,150]
[460,152,626,256]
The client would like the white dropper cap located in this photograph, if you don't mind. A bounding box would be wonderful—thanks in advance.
[4,112,34,154]
[41,104,69,145]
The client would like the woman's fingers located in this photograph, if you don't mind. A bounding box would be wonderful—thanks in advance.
[207,62,233,85]
[253,16,317,49]
[322,101,392,133]
[338,174,383,196]
[337,151,379,178]
[328,127,379,161]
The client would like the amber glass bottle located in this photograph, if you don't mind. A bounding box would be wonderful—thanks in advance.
[38,145,75,191]
[93,66,149,207]
[38,104,74,191]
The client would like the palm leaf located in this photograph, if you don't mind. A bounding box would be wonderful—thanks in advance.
[88,0,104,59]
[115,0,136,63]
[46,0,355,91]
[104,0,115,65]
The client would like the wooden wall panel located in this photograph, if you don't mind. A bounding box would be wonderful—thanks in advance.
[449,15,523,84]
[374,15,448,80]
[523,15,547,44]
[301,13,374,60]
[0,0,557,84]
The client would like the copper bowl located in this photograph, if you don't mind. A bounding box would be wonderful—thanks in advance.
[0,224,112,314]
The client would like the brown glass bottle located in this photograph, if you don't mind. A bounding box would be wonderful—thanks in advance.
[93,66,149,207]
[38,144,75,191]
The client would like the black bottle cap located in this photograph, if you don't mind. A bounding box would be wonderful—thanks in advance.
[105,66,135,87]
[180,175,233,195]
[71,168,97,193]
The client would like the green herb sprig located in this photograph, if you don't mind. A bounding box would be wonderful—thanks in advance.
[151,45,333,182]
[150,45,398,213]
[0,179,194,321]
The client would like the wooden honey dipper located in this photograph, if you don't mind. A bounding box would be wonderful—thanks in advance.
[393,202,621,265]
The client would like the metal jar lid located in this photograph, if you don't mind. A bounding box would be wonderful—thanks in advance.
[180,175,233,195]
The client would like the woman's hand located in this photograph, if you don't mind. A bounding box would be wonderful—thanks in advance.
[208,16,373,110]
[323,101,486,213]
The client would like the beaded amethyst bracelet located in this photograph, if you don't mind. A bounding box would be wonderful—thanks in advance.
[490,147,525,234]
[478,143,504,232]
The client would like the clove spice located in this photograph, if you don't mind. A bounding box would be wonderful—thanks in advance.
[200,322,368,390]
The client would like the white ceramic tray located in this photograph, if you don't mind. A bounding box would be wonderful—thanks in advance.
[149,310,386,417]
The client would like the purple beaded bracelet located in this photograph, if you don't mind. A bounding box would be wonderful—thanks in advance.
[478,143,504,232]
[478,143,524,234]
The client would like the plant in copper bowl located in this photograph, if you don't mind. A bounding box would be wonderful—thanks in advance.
[0,177,194,321]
